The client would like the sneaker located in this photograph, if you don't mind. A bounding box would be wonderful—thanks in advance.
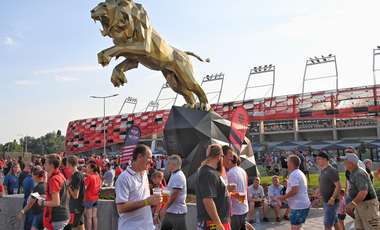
[283,215,290,221]
[276,217,282,222]
[248,219,255,225]
[263,217,270,223]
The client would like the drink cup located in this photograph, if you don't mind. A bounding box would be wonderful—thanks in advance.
[105,183,109,187]
[238,192,246,204]
[229,183,237,195]
[153,188,162,202]
[13,188,18,194]
[162,190,170,204]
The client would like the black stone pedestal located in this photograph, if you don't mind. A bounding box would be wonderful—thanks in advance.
[163,106,258,193]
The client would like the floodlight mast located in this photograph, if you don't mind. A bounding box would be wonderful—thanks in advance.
[373,46,380,86]
[301,55,338,102]
[154,82,178,111]
[200,73,224,104]
[118,96,138,115]
[243,64,275,106]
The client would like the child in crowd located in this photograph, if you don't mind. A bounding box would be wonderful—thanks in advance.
[151,171,166,228]
[280,179,287,196]
[338,189,346,230]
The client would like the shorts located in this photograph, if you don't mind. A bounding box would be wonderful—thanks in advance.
[197,220,230,230]
[49,219,69,230]
[67,212,85,228]
[230,213,247,230]
[282,168,289,175]
[289,207,310,226]
[32,212,44,230]
[85,200,99,209]
[354,198,380,230]
[270,200,289,209]
[249,201,262,208]
[338,214,346,221]
[323,200,340,227]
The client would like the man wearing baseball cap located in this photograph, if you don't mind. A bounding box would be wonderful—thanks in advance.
[343,146,365,219]
[312,152,342,230]
[343,154,380,229]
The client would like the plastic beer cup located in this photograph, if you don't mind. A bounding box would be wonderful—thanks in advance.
[162,190,170,204]
[229,183,237,195]
[238,192,246,204]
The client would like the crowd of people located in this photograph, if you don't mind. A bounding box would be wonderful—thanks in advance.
[1,144,380,230]
[0,153,133,230]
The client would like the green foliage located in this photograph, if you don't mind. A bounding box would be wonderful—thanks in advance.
[359,139,367,154]
[3,142,22,152]
[307,138,313,155]
[2,130,66,155]
[263,142,270,154]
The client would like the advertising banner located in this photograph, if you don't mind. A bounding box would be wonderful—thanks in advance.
[121,126,141,168]
[229,106,249,155]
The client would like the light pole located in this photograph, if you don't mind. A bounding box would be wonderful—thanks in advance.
[91,94,119,155]
[17,134,28,158]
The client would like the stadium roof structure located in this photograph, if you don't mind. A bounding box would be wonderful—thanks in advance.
[66,83,380,154]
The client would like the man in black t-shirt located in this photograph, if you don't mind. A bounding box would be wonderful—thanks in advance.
[196,144,230,230]
[65,155,86,230]
[297,151,305,172]
[3,156,12,176]
[18,161,33,193]
[279,151,289,179]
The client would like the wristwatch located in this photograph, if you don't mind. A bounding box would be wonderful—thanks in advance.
[41,200,45,206]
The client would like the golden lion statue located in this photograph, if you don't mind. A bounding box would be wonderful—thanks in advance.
[91,0,210,110]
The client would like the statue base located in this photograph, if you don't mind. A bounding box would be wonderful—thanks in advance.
[163,106,258,193]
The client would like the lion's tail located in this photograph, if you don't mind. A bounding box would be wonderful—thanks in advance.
[185,51,210,63]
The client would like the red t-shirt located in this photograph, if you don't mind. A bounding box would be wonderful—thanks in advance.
[115,168,123,177]
[153,184,166,211]
[98,159,105,170]
[85,173,101,202]
[0,184,3,209]
[61,167,72,180]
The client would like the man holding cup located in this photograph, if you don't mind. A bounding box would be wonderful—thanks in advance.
[159,155,188,230]
[115,144,161,230]
[227,152,249,230]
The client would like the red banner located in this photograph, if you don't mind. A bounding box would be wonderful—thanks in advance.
[229,106,249,155]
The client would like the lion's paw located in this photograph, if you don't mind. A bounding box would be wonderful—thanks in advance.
[98,51,112,67]
[111,69,127,87]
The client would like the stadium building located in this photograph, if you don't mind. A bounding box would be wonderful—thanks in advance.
[66,49,380,162]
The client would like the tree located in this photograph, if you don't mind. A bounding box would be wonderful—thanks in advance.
[307,138,313,155]
[263,142,270,155]
[3,142,22,152]
[359,139,367,154]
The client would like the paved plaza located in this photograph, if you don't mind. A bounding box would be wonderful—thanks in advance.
[253,214,355,230]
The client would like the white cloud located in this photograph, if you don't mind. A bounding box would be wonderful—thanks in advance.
[34,66,104,74]
[4,37,17,46]
[14,80,37,85]
[145,72,162,79]
[55,75,78,82]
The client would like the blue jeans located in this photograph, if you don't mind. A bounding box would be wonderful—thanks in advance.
[32,212,45,230]
[23,199,34,230]
[323,200,340,227]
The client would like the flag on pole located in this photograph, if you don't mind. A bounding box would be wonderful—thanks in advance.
[229,106,249,155]
[121,126,141,168]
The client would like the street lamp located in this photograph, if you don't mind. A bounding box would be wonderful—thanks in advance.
[91,94,119,155]
[17,134,28,158]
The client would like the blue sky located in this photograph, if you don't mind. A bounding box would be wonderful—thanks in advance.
[1,0,380,144]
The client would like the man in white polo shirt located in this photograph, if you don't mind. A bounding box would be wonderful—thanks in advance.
[115,144,161,230]
[159,155,188,230]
